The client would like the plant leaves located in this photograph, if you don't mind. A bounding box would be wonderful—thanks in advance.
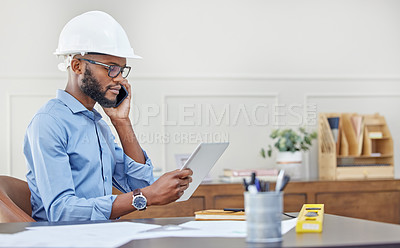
[260,148,266,158]
[264,127,317,155]
[267,145,273,157]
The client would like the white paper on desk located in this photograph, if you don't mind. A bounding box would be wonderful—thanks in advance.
[178,221,246,237]
[282,218,298,234]
[127,221,244,240]
[176,218,297,237]
[132,218,298,239]
[0,218,299,247]
[0,222,161,248]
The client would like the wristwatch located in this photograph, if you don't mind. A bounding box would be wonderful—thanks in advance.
[132,189,147,211]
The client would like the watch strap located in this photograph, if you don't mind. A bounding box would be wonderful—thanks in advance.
[133,188,142,196]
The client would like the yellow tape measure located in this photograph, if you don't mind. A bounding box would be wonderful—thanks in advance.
[296,204,324,233]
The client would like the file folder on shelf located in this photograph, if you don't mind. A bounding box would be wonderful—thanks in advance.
[318,113,393,180]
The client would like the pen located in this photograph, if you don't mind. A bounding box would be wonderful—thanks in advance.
[250,172,256,185]
[275,170,285,192]
[260,180,270,192]
[279,175,291,191]
[243,178,249,191]
[248,172,260,193]
[254,178,261,192]
[223,208,244,212]
[259,180,265,192]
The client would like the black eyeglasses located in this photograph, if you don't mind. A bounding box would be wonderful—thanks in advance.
[79,58,131,78]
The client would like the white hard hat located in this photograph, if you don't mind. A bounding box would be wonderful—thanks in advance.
[54,11,141,60]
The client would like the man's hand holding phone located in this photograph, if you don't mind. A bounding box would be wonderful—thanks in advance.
[103,80,131,122]
[115,84,128,108]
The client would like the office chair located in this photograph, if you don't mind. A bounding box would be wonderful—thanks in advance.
[0,175,35,222]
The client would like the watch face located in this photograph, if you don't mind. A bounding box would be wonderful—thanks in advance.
[133,195,147,210]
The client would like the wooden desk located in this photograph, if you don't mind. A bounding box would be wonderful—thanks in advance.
[1,215,400,247]
[116,179,400,224]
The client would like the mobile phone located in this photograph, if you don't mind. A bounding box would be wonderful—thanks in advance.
[115,85,128,107]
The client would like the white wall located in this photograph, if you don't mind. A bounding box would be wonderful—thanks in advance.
[1,0,400,180]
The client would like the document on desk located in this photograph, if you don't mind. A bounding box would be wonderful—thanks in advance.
[133,218,297,239]
[171,218,298,238]
[0,219,297,247]
[0,222,161,248]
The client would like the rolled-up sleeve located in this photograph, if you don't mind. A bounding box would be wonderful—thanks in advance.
[50,194,117,221]
[25,114,117,221]
[112,146,155,194]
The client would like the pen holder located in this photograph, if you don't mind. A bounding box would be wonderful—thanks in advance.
[244,191,283,243]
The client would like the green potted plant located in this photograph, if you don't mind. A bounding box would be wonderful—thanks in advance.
[260,128,317,179]
[261,128,317,158]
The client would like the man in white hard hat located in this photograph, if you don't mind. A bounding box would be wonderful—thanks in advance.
[23,11,192,221]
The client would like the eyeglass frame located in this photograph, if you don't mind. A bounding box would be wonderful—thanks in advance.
[78,58,131,79]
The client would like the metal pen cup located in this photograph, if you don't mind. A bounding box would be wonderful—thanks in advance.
[244,191,283,243]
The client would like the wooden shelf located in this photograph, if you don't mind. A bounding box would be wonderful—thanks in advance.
[318,113,394,180]
[337,154,393,159]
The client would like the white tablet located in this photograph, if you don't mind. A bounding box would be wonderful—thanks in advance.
[176,142,229,202]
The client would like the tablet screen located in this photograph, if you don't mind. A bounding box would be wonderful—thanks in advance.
[176,142,229,202]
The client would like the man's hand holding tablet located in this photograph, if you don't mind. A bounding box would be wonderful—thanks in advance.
[176,142,229,202]
[141,168,193,205]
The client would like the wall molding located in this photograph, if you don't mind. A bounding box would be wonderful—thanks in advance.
[7,93,54,176]
[2,74,400,81]
[305,93,400,99]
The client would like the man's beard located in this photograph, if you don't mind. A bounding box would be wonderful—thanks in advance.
[80,68,116,108]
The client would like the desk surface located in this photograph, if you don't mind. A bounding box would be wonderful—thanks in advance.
[1,214,400,247]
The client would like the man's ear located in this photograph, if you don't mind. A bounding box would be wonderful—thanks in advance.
[70,59,84,75]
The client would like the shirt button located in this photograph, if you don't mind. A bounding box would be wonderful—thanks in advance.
[104,176,107,182]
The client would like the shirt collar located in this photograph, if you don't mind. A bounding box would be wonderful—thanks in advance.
[56,89,103,122]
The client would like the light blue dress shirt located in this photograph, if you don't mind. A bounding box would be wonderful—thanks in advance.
[24,90,155,222]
